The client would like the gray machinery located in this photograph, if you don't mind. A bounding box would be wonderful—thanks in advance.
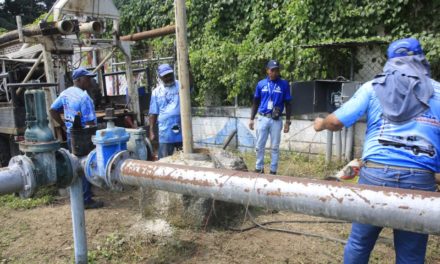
[291,80,360,162]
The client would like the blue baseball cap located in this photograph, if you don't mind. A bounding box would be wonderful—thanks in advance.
[387,38,424,59]
[266,60,280,69]
[158,64,174,77]
[72,67,96,80]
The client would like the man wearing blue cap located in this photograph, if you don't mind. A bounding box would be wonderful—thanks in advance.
[149,64,183,158]
[249,60,292,175]
[314,38,440,263]
[50,67,103,209]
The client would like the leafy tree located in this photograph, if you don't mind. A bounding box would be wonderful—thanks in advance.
[115,0,439,106]
[0,0,55,29]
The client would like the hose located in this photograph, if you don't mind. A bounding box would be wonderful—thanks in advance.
[229,210,348,245]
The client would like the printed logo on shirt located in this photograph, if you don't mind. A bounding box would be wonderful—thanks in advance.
[378,134,436,157]
[262,86,269,92]
[377,120,437,157]
[274,86,282,93]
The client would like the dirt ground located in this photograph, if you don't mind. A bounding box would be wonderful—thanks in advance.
[1,151,439,263]
[0,185,439,264]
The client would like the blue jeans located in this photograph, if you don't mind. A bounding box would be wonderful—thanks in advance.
[158,142,183,159]
[344,165,436,264]
[67,133,93,203]
[255,116,282,173]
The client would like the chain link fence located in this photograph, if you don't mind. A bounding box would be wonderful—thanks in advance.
[299,41,388,84]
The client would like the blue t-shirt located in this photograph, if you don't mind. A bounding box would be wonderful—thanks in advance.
[334,79,440,172]
[50,86,97,133]
[254,77,292,114]
[149,81,182,143]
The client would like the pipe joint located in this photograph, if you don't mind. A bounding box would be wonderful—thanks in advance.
[8,155,35,198]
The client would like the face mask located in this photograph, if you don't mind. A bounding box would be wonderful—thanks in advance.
[164,81,176,88]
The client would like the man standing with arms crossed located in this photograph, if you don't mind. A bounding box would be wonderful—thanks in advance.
[249,60,292,175]
[314,38,439,263]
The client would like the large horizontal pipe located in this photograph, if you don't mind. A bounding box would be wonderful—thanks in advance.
[0,165,24,195]
[56,20,75,35]
[0,20,75,46]
[111,56,174,67]
[79,21,103,35]
[119,160,440,235]
[120,25,175,42]
[103,68,147,77]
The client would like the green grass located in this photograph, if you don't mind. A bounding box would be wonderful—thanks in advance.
[240,150,345,179]
[0,187,56,209]
[88,233,128,263]
[87,232,198,264]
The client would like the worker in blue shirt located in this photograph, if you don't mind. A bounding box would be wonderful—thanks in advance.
[149,64,183,159]
[50,67,103,209]
[314,38,440,264]
[249,60,292,174]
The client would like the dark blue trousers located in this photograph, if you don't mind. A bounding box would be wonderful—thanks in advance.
[344,166,436,264]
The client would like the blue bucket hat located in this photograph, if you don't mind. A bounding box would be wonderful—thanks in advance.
[158,64,174,77]
[387,38,424,59]
[266,60,280,69]
[72,67,96,80]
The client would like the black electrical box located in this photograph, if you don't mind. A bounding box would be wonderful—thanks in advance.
[290,80,359,115]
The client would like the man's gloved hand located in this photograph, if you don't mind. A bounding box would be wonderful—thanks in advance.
[249,119,255,130]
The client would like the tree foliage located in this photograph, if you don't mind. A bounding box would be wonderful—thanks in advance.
[115,0,439,106]
[0,0,55,30]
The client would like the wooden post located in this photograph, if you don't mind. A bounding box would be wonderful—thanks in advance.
[174,0,193,154]
[42,49,59,138]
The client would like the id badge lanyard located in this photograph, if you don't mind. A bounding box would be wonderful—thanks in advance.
[267,81,274,110]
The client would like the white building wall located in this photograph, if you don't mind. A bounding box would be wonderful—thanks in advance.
[192,107,366,158]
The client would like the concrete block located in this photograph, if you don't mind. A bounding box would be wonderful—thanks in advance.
[139,148,246,228]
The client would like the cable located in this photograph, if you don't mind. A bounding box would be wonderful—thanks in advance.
[230,210,348,245]
[229,219,349,232]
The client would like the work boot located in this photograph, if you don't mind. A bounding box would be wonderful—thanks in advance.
[254,168,264,173]
[270,171,277,175]
[84,199,104,209]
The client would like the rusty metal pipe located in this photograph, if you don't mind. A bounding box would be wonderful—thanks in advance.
[120,25,175,41]
[118,160,440,235]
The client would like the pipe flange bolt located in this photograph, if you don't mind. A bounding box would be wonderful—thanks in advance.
[8,155,36,198]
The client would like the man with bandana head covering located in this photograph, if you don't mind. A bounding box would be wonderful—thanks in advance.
[314,38,440,263]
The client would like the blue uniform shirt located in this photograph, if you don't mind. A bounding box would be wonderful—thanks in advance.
[149,80,182,143]
[334,79,440,173]
[254,77,292,114]
[50,86,97,133]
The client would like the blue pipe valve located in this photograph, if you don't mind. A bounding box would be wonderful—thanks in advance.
[85,109,130,189]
